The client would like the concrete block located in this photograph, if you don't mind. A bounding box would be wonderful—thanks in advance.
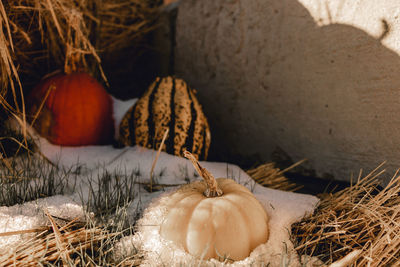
[175,0,400,184]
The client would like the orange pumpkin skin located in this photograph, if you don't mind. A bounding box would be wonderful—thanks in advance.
[28,72,114,146]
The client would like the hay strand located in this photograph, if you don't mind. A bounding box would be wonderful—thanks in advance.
[44,209,72,264]
[293,164,400,266]
[0,0,159,119]
[329,249,362,267]
[0,214,116,265]
[149,128,169,192]
[247,160,305,191]
[0,0,159,158]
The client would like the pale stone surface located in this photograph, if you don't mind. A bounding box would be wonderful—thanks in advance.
[175,0,400,184]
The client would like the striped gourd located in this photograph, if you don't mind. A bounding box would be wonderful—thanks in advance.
[119,76,211,160]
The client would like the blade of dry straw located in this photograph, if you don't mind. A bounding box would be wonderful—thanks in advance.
[0,1,13,51]
[44,0,64,41]
[44,209,72,264]
[329,249,362,267]
[247,159,306,191]
[293,163,400,266]
[0,226,50,237]
[149,128,169,191]
[30,84,55,127]
[0,0,23,113]
[0,219,116,265]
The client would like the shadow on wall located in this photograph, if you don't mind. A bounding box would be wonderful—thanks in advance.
[175,0,400,182]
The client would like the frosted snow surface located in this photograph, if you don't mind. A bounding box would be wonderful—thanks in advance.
[0,97,319,266]
[0,196,85,253]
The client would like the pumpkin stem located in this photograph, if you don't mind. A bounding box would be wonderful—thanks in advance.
[184,151,223,197]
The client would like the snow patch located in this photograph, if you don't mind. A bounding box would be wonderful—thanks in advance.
[114,180,318,266]
[0,195,84,252]
[0,97,319,266]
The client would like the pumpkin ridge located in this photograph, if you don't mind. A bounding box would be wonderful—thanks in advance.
[118,105,134,146]
[126,105,135,146]
[164,190,205,252]
[127,106,136,145]
[222,184,254,197]
[208,198,217,259]
[133,101,145,146]
[226,189,269,248]
[186,198,215,258]
[183,85,196,157]
[218,197,251,256]
[134,78,159,148]
[153,78,172,151]
[188,89,203,158]
[218,179,269,252]
[173,79,192,157]
[225,188,267,219]
[207,197,251,260]
[233,190,268,218]
[189,89,210,160]
[207,198,221,259]
[54,76,70,143]
[222,194,261,253]
[167,77,176,155]
[147,80,159,149]
[76,77,86,143]
[204,120,211,160]
[215,179,246,193]
[200,124,207,160]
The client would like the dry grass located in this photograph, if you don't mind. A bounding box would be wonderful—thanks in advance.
[0,214,118,266]
[3,159,400,265]
[0,0,159,148]
[292,163,400,266]
[1,0,159,82]
[250,160,400,265]
[247,159,306,192]
[0,1,23,114]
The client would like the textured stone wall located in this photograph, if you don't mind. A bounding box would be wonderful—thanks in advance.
[175,0,400,184]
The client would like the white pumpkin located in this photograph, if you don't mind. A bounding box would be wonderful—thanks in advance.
[159,151,269,261]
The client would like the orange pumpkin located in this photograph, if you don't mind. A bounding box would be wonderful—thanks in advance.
[28,72,114,146]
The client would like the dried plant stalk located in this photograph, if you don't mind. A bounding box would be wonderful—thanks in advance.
[292,163,400,266]
[0,1,22,108]
[247,160,305,192]
[0,216,116,266]
[0,0,159,132]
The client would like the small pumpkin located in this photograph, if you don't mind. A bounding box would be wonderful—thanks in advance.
[118,76,211,160]
[28,71,114,146]
[159,151,269,261]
